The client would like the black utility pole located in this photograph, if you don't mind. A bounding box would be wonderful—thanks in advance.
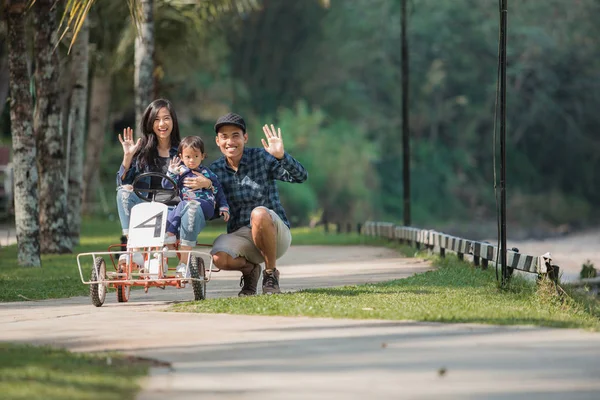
[499,0,508,285]
[401,0,411,226]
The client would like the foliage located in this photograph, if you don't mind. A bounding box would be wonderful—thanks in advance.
[216,0,600,228]
[249,102,380,224]
[4,0,600,232]
[580,260,597,280]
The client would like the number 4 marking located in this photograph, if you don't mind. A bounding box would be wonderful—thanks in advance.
[133,211,163,238]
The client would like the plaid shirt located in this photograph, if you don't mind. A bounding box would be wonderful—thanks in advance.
[210,148,308,233]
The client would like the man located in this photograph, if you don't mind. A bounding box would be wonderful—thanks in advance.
[209,112,308,295]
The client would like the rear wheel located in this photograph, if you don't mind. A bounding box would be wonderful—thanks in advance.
[189,256,206,301]
[90,257,107,307]
[117,266,130,302]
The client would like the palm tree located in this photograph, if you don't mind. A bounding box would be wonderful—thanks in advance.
[79,2,125,212]
[33,0,72,254]
[75,0,261,209]
[5,0,41,266]
[134,0,154,139]
[66,18,89,245]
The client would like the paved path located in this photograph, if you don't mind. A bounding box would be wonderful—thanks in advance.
[1,245,600,399]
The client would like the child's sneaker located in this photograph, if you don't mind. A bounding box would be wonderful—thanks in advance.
[162,246,178,258]
[118,252,145,267]
[175,262,190,278]
[164,235,177,245]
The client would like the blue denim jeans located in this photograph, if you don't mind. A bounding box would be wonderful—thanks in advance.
[166,199,213,238]
[116,187,205,246]
[177,199,207,247]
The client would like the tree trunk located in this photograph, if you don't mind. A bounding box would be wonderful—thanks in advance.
[33,0,72,254]
[134,0,154,139]
[6,0,41,267]
[0,50,10,117]
[66,19,89,245]
[82,73,111,214]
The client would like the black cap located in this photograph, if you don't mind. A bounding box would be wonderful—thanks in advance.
[214,112,246,134]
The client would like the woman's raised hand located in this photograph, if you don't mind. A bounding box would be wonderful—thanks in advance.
[118,127,141,158]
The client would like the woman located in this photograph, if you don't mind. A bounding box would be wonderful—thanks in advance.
[115,98,209,266]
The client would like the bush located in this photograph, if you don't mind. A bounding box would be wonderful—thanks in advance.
[580,260,597,280]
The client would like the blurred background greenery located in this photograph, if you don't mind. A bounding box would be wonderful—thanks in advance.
[2,0,598,239]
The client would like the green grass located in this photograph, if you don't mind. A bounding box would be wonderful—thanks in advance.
[0,343,148,400]
[3,218,599,330]
[0,217,383,302]
[172,253,600,331]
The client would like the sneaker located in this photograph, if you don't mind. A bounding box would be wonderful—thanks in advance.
[162,246,178,258]
[262,268,281,295]
[163,235,177,245]
[120,235,128,252]
[238,264,261,297]
[176,262,190,278]
[118,252,145,267]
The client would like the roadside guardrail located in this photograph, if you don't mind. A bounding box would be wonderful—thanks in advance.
[363,221,559,281]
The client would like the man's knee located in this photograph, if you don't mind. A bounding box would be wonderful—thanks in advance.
[250,207,273,228]
[212,251,233,269]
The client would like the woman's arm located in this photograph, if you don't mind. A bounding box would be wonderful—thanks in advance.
[117,127,141,184]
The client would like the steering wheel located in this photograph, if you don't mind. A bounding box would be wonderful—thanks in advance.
[132,172,179,203]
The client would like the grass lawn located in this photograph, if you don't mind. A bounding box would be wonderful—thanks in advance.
[1,217,599,399]
[0,217,385,302]
[0,216,221,302]
[2,217,599,331]
[0,217,389,399]
[0,343,148,400]
[173,254,600,331]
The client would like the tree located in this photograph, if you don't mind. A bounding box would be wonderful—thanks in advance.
[66,18,89,244]
[72,0,262,211]
[34,0,72,253]
[134,0,154,139]
[82,2,131,213]
[6,0,41,266]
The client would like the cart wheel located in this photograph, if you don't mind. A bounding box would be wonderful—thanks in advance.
[189,256,206,301]
[117,266,130,302]
[90,257,107,307]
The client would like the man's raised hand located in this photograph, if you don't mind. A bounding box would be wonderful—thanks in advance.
[261,124,284,160]
[118,127,141,158]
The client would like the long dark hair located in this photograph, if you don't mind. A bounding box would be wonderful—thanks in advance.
[135,99,181,171]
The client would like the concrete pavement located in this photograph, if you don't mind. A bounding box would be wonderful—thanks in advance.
[1,245,600,399]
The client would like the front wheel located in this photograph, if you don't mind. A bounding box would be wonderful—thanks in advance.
[90,257,107,307]
[117,266,130,302]
[189,256,206,301]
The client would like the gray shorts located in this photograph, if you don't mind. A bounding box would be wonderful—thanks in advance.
[210,207,292,265]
